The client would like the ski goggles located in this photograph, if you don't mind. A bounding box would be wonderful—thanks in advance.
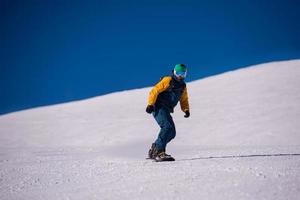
[174,70,187,78]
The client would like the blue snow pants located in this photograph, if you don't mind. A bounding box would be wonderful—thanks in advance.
[153,106,176,150]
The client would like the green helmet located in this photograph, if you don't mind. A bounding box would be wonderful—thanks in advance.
[174,64,187,78]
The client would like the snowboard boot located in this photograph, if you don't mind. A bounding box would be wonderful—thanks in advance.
[148,143,159,159]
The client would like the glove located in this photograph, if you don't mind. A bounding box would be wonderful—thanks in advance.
[146,105,154,114]
[184,110,190,118]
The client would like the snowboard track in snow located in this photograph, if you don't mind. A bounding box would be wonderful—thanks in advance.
[177,153,300,162]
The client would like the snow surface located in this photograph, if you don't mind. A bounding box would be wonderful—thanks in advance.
[1,60,300,200]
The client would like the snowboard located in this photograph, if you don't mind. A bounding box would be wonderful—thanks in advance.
[155,156,175,162]
[146,156,175,162]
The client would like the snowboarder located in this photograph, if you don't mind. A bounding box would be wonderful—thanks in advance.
[146,64,190,162]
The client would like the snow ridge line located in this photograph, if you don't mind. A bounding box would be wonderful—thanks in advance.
[177,153,300,162]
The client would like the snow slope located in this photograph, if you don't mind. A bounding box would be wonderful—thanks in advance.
[0,60,300,200]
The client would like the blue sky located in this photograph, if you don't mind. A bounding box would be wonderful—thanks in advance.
[1,0,300,114]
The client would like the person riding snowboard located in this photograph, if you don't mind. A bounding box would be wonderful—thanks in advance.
[146,64,190,161]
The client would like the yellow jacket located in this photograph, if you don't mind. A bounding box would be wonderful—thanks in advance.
[148,76,189,112]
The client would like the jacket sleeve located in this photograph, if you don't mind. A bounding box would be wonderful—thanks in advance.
[180,87,190,112]
[148,77,171,106]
